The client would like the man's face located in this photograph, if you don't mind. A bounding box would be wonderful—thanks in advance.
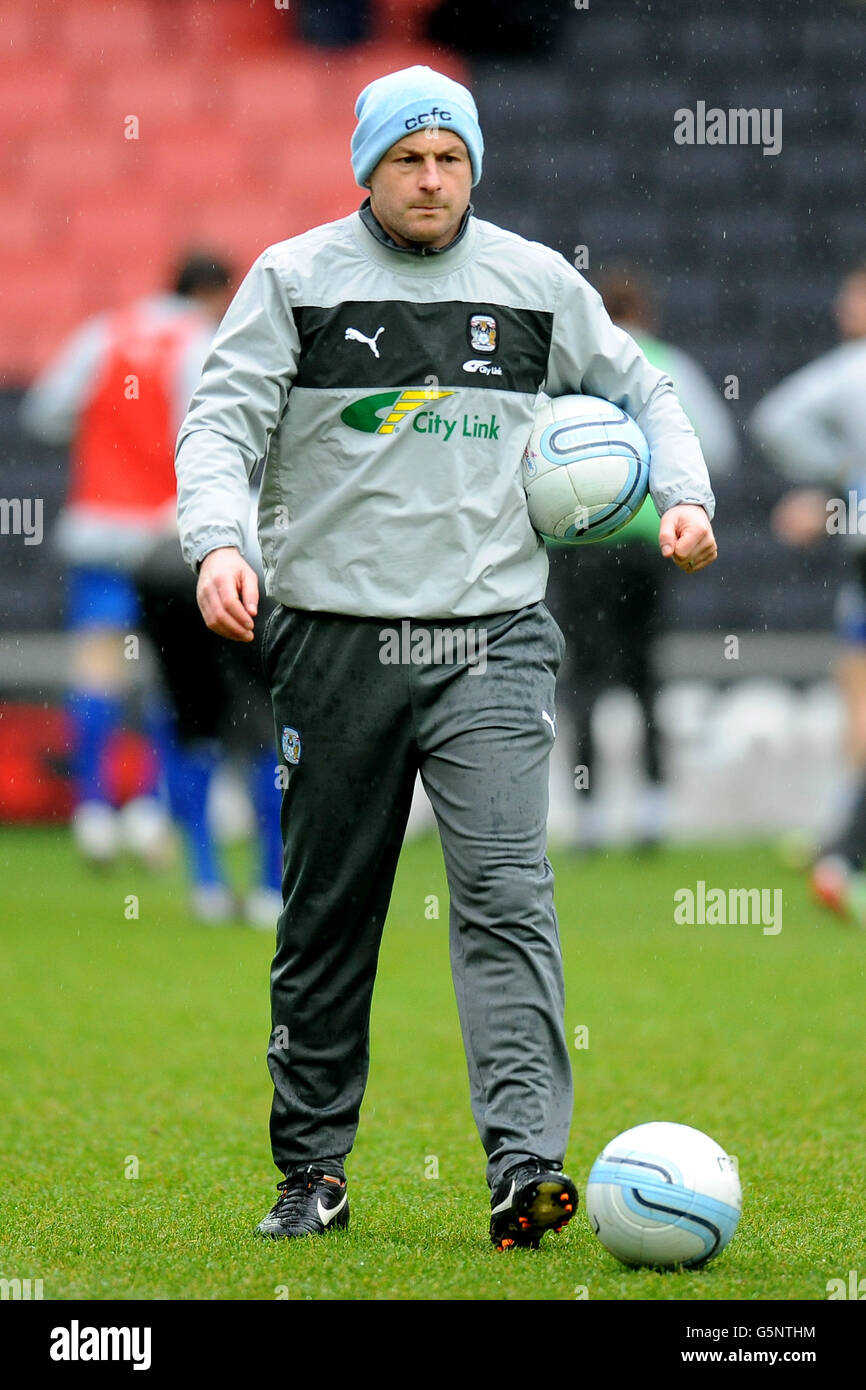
[834,271,866,340]
[366,128,472,249]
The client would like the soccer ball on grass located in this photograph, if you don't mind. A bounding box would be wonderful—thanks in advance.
[585,1121,742,1269]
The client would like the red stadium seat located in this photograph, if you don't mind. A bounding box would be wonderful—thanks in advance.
[178,0,286,60]
[0,2,41,56]
[0,63,75,129]
[57,2,158,62]
[166,198,292,270]
[239,109,355,190]
[227,56,321,130]
[66,192,175,278]
[150,130,248,196]
[24,128,130,193]
[109,261,176,312]
[0,198,46,256]
[99,63,207,131]
[266,131,362,220]
[0,3,451,379]
[0,271,90,377]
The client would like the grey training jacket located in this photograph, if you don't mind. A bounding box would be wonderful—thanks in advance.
[175,208,714,619]
[751,338,866,487]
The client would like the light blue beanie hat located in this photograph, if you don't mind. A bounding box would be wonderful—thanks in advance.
[351,65,483,188]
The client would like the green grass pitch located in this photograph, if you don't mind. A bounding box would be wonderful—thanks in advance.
[1,826,864,1302]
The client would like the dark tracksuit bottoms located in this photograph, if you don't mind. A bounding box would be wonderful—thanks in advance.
[261,598,573,1191]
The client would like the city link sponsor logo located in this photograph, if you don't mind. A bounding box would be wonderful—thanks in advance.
[341,389,453,434]
[341,390,499,440]
[462,358,502,375]
[379,619,487,675]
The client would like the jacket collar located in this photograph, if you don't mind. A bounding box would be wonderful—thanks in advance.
[358,196,473,257]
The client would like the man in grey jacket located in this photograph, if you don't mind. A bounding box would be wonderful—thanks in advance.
[175,64,717,1249]
[751,262,866,921]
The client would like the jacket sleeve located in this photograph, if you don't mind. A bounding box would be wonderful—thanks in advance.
[173,324,217,437]
[19,315,109,445]
[543,262,715,519]
[749,347,857,484]
[175,250,301,571]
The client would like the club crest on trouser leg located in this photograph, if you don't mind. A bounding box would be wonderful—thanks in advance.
[281,726,301,765]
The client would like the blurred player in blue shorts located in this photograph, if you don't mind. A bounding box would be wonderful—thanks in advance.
[21,253,283,925]
[21,255,227,865]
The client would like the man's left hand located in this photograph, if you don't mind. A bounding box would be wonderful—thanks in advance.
[659,503,717,573]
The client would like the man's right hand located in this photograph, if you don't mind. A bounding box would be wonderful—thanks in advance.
[196,546,259,642]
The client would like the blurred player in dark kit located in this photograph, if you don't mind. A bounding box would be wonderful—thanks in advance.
[546,266,739,848]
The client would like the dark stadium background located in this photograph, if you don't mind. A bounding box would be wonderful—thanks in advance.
[0,0,860,819]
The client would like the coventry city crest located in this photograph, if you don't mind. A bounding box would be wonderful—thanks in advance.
[281,726,301,765]
[468,314,497,353]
